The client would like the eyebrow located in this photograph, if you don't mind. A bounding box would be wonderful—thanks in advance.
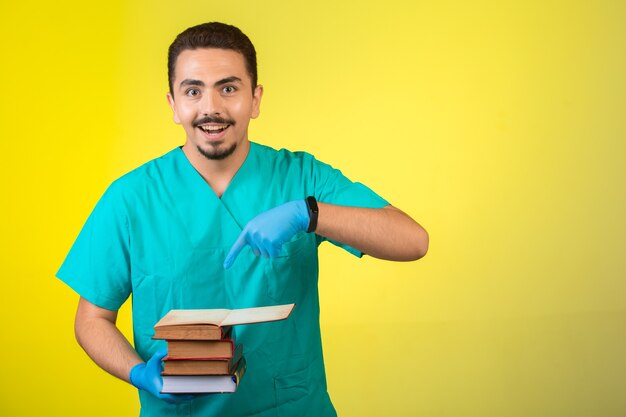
[179,79,205,88]
[214,76,242,87]
[179,76,243,89]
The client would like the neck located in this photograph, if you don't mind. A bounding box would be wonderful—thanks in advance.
[181,140,251,197]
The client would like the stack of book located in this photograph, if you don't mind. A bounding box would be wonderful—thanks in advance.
[153,304,295,394]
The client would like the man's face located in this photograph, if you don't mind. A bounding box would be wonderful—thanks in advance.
[167,48,262,161]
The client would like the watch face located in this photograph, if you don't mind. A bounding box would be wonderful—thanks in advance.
[307,196,318,213]
[306,196,318,233]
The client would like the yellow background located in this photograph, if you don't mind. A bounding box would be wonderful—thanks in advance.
[1,0,625,416]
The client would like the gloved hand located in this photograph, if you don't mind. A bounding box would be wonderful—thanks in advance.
[223,200,310,269]
[130,348,195,404]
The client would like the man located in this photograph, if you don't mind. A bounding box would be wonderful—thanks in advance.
[57,22,428,417]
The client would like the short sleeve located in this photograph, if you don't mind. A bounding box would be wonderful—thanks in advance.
[311,157,390,257]
[56,181,132,311]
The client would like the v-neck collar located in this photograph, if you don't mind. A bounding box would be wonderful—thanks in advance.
[174,142,257,202]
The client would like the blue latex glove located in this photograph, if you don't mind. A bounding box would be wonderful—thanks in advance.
[130,348,195,404]
[223,200,310,269]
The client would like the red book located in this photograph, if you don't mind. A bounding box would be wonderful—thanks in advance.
[163,344,243,375]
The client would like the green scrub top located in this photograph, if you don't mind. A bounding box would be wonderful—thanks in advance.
[57,142,388,417]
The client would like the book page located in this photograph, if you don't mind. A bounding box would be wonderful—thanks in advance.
[155,309,230,327]
[221,304,295,326]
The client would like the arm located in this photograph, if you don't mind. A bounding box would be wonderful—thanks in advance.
[224,199,428,268]
[74,296,142,382]
[315,203,428,261]
[74,297,194,403]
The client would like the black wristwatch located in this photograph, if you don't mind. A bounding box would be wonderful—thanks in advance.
[305,196,319,233]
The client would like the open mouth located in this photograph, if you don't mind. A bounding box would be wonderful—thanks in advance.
[198,124,230,134]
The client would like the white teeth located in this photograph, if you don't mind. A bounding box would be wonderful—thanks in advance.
[200,125,228,132]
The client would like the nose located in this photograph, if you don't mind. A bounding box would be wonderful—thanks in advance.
[201,89,224,116]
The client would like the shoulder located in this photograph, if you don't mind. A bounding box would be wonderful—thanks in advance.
[252,142,313,161]
[103,148,179,202]
[251,142,330,173]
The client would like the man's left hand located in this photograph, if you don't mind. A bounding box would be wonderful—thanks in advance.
[223,200,310,269]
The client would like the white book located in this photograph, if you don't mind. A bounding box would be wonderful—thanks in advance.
[161,357,246,393]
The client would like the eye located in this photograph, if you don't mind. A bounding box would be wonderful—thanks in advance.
[222,85,237,94]
[185,88,200,97]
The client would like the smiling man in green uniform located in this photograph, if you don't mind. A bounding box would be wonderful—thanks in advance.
[57,22,429,417]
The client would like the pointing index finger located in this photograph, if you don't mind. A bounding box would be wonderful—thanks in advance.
[224,233,248,269]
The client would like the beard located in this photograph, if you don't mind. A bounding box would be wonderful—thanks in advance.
[192,115,238,160]
[197,141,237,161]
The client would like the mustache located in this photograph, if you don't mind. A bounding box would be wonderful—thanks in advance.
[192,115,236,128]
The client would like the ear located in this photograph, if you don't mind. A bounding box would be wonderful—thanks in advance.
[166,92,181,124]
[251,84,264,119]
